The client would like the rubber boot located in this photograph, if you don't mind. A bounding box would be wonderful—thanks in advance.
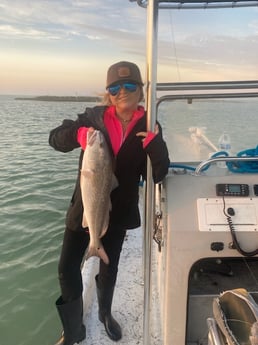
[95,275,122,341]
[54,296,86,345]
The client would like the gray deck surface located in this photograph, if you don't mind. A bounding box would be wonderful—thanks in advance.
[80,226,162,345]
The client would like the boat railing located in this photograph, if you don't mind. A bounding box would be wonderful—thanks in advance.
[133,0,258,10]
[157,91,258,107]
[156,80,258,109]
[195,156,258,175]
[157,80,258,92]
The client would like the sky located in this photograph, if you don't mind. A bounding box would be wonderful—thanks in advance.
[0,0,258,96]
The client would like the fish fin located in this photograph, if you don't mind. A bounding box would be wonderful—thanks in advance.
[85,244,109,265]
[82,214,88,228]
[81,169,95,178]
[108,199,112,212]
[99,208,110,236]
[111,174,119,191]
[100,225,108,238]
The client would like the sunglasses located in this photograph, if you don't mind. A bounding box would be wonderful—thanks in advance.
[107,82,138,96]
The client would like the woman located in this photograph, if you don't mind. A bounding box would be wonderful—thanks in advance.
[49,61,170,345]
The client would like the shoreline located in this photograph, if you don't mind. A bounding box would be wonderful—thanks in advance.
[15,95,101,102]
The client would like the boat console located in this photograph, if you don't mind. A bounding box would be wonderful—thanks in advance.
[154,86,258,345]
[131,1,258,344]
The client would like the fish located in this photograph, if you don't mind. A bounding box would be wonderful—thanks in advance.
[80,129,118,265]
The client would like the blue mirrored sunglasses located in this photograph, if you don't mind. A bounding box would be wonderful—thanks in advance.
[107,82,138,96]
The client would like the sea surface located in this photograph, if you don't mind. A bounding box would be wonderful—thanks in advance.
[0,94,258,345]
[0,96,86,345]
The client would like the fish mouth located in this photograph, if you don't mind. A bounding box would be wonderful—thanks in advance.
[87,130,99,146]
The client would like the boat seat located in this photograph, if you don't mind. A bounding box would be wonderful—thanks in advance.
[212,288,258,345]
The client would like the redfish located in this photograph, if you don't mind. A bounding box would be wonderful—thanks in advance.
[80,130,117,265]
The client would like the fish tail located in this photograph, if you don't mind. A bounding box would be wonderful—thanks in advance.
[85,244,110,265]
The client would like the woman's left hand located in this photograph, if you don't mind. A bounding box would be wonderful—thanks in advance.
[136,124,159,144]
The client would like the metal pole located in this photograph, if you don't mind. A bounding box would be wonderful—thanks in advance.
[143,1,158,344]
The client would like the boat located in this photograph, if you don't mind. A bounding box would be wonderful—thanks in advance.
[81,1,258,344]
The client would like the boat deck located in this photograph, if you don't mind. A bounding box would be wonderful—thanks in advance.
[80,220,161,345]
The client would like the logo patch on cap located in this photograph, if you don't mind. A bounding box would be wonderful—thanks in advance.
[118,67,131,78]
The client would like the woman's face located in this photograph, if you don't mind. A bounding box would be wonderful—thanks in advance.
[109,83,142,113]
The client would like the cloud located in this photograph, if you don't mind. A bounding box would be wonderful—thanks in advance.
[249,19,258,33]
[0,0,145,41]
[0,24,63,40]
[1,0,257,93]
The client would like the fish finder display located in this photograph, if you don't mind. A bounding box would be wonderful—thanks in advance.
[228,184,241,193]
[216,184,249,196]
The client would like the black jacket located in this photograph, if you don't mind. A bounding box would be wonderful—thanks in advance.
[49,106,170,231]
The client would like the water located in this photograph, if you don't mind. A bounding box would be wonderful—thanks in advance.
[1,95,258,345]
[0,96,88,345]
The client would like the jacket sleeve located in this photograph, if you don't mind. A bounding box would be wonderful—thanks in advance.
[49,119,80,152]
[144,123,170,183]
[49,106,107,153]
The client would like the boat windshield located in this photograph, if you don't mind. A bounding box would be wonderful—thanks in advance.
[132,0,258,164]
[157,93,258,163]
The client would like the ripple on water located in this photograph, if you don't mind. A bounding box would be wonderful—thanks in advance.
[0,99,95,345]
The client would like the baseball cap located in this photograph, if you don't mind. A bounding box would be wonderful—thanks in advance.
[106,61,143,88]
